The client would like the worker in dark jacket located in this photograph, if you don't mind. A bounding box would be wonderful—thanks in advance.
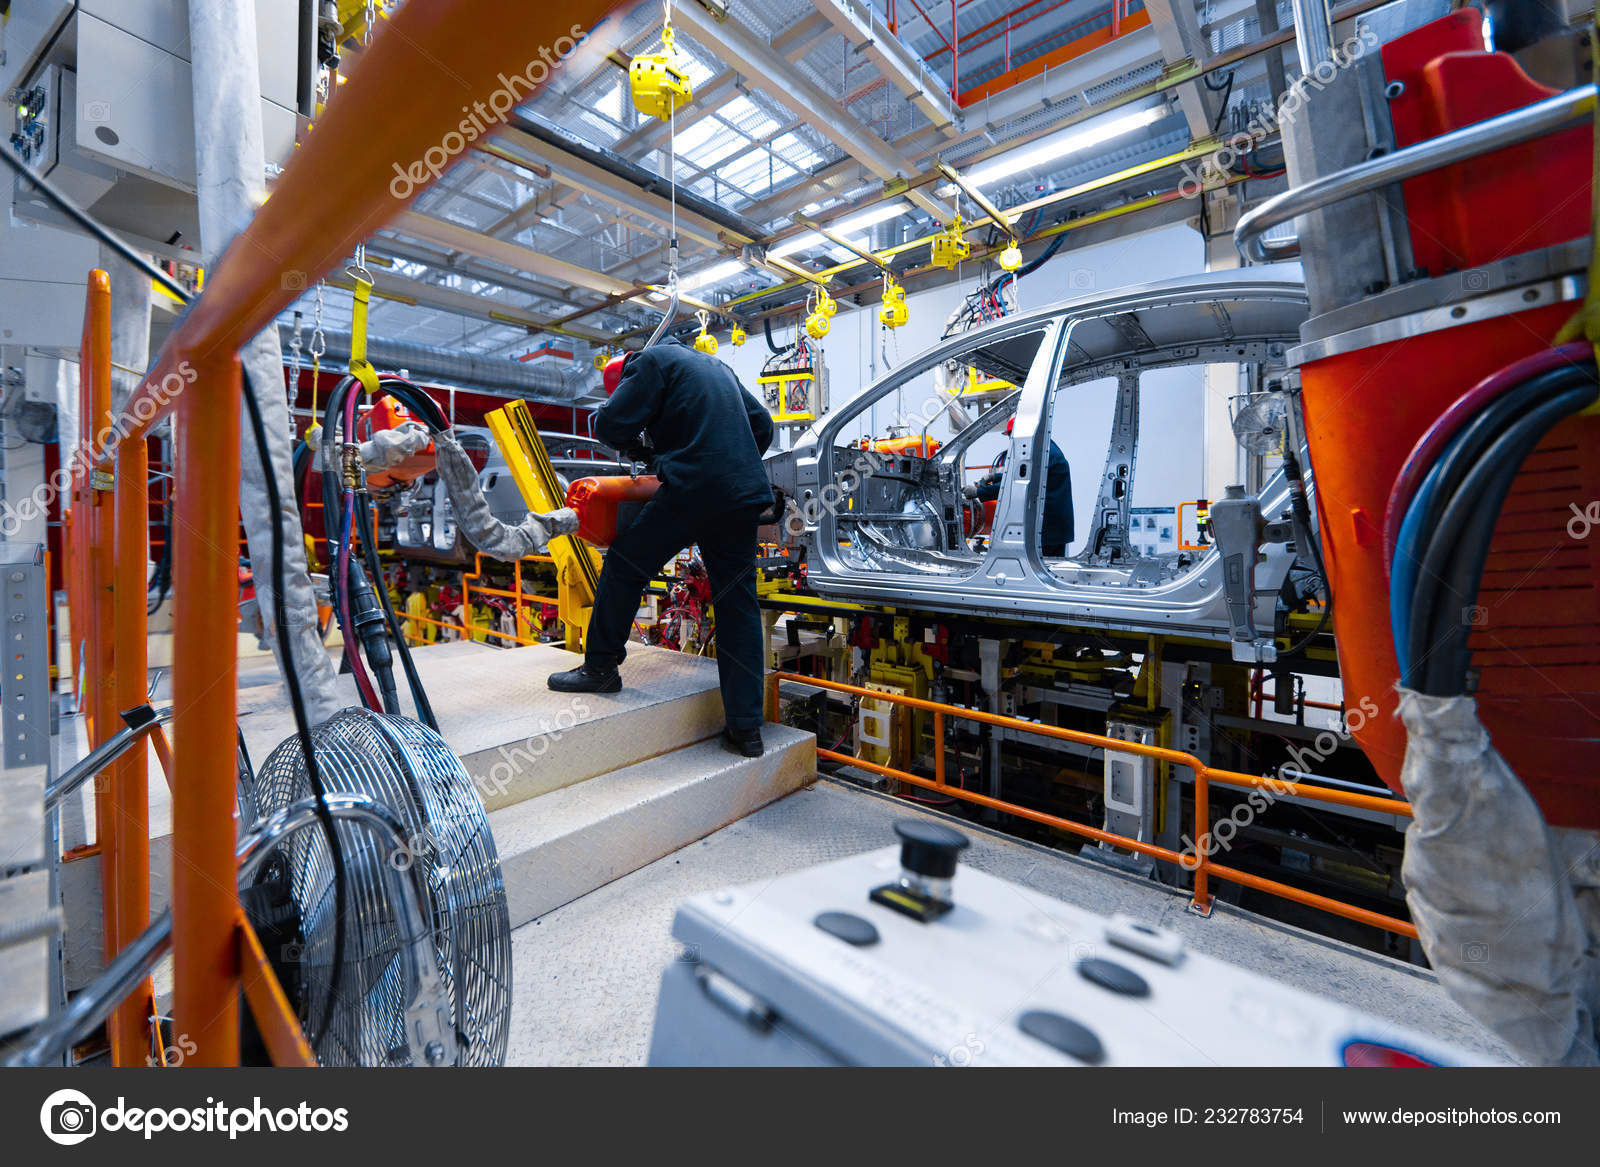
[965,418,1074,556]
[549,338,777,757]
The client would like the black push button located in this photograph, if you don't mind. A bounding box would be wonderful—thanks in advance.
[893,819,970,880]
[814,910,879,947]
[1018,1010,1105,1064]
[1078,956,1151,997]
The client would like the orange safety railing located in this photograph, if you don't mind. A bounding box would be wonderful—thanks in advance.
[768,672,1417,939]
[57,0,627,1066]
[66,270,310,1066]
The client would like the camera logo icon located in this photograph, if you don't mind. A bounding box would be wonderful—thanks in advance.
[40,1088,97,1146]
[83,101,111,123]
[281,270,308,292]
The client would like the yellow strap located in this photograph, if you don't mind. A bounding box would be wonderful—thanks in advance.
[347,272,381,397]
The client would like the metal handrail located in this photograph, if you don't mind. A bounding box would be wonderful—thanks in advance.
[1235,84,1596,262]
[5,911,173,1067]
[42,705,172,809]
[770,671,1416,938]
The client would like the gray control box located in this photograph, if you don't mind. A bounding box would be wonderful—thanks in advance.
[648,837,1490,1067]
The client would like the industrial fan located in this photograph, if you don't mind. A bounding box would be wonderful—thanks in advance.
[239,709,512,1067]
[1230,389,1291,456]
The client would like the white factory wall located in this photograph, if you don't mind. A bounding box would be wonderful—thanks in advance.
[720,222,1206,553]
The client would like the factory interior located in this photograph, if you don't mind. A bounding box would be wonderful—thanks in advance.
[1,0,1599,1098]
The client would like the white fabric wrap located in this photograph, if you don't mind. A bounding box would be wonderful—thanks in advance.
[432,428,579,559]
[1396,687,1600,1066]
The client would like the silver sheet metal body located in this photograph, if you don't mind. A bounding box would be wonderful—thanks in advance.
[764,267,1311,641]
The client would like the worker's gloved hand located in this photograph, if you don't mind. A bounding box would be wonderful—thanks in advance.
[961,482,982,499]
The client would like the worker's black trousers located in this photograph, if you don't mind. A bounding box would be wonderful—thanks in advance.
[583,495,767,731]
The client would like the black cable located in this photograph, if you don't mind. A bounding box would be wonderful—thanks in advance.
[1413,379,1596,694]
[317,377,371,702]
[987,230,1066,293]
[316,373,441,725]
[1405,366,1596,686]
[240,368,350,1052]
[763,315,794,355]
[1206,70,1235,134]
[0,138,351,1055]
[354,490,439,730]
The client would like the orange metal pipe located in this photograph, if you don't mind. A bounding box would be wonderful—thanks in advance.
[82,271,121,969]
[933,710,946,789]
[784,672,1417,937]
[169,350,242,1066]
[1204,769,1412,819]
[115,0,625,443]
[109,410,154,1064]
[818,748,1187,865]
[1205,861,1419,939]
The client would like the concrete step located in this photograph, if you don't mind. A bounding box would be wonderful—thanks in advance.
[232,640,731,813]
[490,725,816,929]
[59,640,751,987]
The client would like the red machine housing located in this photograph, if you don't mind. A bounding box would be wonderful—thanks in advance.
[1300,10,1600,827]
[363,396,437,488]
[565,475,661,548]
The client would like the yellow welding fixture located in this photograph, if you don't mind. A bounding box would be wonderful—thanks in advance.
[629,22,693,121]
[931,214,971,269]
[879,276,908,329]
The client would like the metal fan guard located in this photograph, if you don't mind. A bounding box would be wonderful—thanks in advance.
[244,709,511,1067]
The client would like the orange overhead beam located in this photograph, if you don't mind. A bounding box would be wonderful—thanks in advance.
[957,8,1151,107]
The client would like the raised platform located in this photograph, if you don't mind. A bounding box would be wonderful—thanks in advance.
[57,639,814,989]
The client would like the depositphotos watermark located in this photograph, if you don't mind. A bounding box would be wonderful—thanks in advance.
[40,1088,349,1144]
[389,24,590,199]
[0,361,196,538]
[1177,25,1381,199]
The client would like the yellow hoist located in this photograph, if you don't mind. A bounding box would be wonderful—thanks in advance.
[729,322,747,347]
[805,287,836,340]
[879,276,908,329]
[693,309,719,354]
[931,214,971,269]
[629,18,693,121]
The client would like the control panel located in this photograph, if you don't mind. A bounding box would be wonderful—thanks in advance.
[648,820,1490,1067]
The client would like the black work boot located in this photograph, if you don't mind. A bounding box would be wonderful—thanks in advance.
[721,726,764,758]
[547,661,622,693]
